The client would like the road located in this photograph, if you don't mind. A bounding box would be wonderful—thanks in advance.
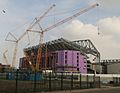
[72,87,120,93]
[41,87,120,93]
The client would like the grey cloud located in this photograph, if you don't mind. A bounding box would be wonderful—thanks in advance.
[61,17,120,59]
[98,0,120,9]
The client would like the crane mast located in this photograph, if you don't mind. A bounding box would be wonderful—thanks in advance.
[12,42,18,67]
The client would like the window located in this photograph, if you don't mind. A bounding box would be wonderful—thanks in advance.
[65,55,67,59]
[87,65,90,67]
[77,53,79,55]
[77,68,79,71]
[77,64,79,66]
[77,60,79,63]
[77,56,79,59]
[65,60,67,64]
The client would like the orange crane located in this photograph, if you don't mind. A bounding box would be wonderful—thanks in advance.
[27,3,99,71]
[24,52,35,71]
[5,4,55,69]
[25,4,55,71]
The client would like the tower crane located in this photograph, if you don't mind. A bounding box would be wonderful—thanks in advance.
[5,32,29,67]
[5,32,18,67]
[27,3,99,71]
[5,4,55,69]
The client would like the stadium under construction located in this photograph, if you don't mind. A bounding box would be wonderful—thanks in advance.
[19,38,100,74]
[1,2,120,93]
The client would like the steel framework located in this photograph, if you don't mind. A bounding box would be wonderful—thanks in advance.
[24,38,100,58]
[73,39,100,57]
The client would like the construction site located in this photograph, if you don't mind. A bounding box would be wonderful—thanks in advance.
[1,3,100,73]
[0,1,120,93]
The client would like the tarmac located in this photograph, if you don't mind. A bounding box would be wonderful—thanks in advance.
[36,87,120,93]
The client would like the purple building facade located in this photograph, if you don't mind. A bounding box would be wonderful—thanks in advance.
[20,50,87,74]
[55,50,87,74]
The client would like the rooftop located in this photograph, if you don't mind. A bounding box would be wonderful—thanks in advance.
[24,38,100,57]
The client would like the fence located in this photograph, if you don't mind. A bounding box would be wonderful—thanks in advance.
[0,70,120,93]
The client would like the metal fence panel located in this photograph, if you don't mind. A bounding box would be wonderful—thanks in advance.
[1,71,120,93]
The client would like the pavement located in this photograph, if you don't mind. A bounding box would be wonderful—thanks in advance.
[36,87,120,93]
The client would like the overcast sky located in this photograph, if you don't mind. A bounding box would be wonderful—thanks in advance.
[0,0,120,67]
